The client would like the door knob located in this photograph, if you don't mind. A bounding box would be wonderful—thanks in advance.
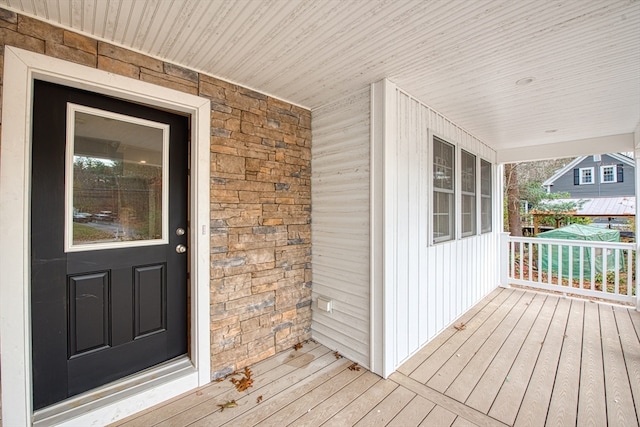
[176,244,187,253]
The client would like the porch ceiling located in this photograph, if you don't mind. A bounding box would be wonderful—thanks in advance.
[2,0,639,153]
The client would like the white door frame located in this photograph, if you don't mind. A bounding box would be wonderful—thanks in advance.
[0,46,211,426]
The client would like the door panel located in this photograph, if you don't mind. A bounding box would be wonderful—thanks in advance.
[134,263,167,338]
[31,80,188,410]
[68,272,111,356]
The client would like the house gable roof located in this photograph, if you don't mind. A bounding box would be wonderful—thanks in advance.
[542,153,635,188]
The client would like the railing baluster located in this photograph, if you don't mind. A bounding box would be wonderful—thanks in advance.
[579,246,584,289]
[627,249,633,296]
[614,249,620,295]
[558,244,563,287]
[590,246,596,291]
[547,243,553,285]
[602,249,608,295]
[518,241,524,280]
[568,245,573,289]
[528,241,533,282]
[510,240,514,279]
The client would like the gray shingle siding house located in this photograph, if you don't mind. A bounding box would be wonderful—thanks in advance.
[543,153,635,198]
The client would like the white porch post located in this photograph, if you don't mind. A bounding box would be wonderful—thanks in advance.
[635,125,640,311]
[500,232,511,288]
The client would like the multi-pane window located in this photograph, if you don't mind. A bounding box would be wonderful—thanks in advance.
[580,167,594,184]
[433,137,455,243]
[601,165,616,183]
[461,150,476,237]
[480,159,492,233]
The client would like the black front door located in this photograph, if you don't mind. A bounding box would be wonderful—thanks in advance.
[31,80,189,410]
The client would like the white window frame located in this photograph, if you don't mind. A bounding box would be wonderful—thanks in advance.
[600,165,617,183]
[431,134,456,244]
[460,149,476,238]
[480,158,492,234]
[579,167,594,184]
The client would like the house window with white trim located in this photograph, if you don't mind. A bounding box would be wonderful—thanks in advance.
[480,159,492,233]
[433,136,455,243]
[461,150,476,237]
[579,167,594,184]
[601,165,620,183]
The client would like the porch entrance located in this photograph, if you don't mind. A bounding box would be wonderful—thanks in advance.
[30,80,189,410]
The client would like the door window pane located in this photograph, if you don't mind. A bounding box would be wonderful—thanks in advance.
[66,104,169,251]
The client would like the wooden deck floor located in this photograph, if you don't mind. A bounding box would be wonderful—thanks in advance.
[111,287,640,426]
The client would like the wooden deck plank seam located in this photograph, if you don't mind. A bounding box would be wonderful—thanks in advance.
[390,372,508,427]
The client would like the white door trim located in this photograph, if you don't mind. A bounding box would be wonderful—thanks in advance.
[0,46,211,426]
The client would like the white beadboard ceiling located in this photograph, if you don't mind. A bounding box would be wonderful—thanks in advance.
[1,0,639,153]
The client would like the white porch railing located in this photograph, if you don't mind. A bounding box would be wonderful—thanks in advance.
[504,234,638,306]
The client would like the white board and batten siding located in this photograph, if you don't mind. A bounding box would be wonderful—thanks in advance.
[372,79,501,377]
[311,88,371,368]
[311,79,502,379]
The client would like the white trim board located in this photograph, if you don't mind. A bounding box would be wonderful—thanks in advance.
[0,46,211,426]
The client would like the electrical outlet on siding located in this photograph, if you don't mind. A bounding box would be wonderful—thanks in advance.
[317,296,332,313]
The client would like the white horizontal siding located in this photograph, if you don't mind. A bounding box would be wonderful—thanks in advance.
[373,79,501,376]
[311,87,370,368]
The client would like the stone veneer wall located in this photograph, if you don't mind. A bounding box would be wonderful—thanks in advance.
[0,8,312,378]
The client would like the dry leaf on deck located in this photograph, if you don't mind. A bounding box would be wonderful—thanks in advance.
[334,351,343,359]
[230,366,254,392]
[217,400,238,412]
[454,322,466,331]
[256,395,263,404]
[293,342,303,350]
[348,363,361,371]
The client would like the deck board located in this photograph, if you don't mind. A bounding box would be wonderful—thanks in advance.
[114,342,325,426]
[420,405,457,427]
[488,294,562,425]
[104,288,640,427]
[386,395,435,426]
[576,301,607,427]
[258,365,365,426]
[290,371,381,426]
[463,292,546,413]
[411,288,518,385]
[196,349,343,426]
[323,378,397,426]
[353,385,414,426]
[512,297,570,427]
[544,299,583,426]
[614,305,640,421]
[397,289,500,376]
[445,291,537,402]
[600,304,637,426]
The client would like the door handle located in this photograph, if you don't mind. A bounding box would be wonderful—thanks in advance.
[176,244,187,254]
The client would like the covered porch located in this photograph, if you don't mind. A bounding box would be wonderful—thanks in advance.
[0,1,638,425]
[111,287,640,426]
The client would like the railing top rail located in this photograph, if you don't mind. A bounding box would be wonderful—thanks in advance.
[508,235,635,250]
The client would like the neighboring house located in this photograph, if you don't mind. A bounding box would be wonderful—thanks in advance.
[542,153,635,198]
[0,2,638,427]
